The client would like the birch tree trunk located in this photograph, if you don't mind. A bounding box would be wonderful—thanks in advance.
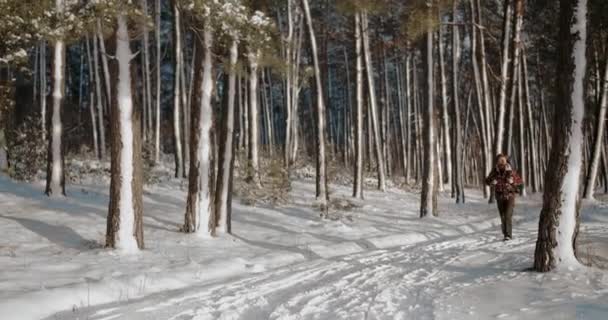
[106,14,145,252]
[45,0,66,197]
[302,0,329,207]
[534,0,587,272]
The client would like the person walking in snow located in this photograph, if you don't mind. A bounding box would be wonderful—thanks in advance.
[485,154,523,241]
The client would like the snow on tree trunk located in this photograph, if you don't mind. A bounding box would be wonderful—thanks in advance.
[247,49,262,187]
[154,0,161,164]
[284,0,294,166]
[517,61,526,196]
[183,28,215,237]
[522,47,539,193]
[45,0,66,197]
[361,10,386,192]
[353,12,364,199]
[302,0,329,207]
[584,50,608,199]
[421,25,437,218]
[172,0,183,178]
[405,53,412,183]
[504,0,524,155]
[534,0,587,272]
[96,20,112,113]
[452,1,464,203]
[93,30,106,160]
[494,0,513,157]
[85,36,100,159]
[40,41,47,142]
[106,14,144,253]
[476,0,493,198]
[215,40,238,235]
[141,0,153,140]
[438,21,452,190]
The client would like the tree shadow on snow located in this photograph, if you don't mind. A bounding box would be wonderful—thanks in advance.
[0,214,93,250]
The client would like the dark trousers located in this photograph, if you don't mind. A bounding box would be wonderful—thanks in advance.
[496,197,515,238]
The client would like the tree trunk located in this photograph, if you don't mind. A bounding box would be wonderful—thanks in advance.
[522,47,539,193]
[183,27,215,236]
[40,41,47,142]
[106,14,145,252]
[92,30,106,159]
[584,41,608,199]
[85,36,100,159]
[421,23,437,217]
[353,13,364,199]
[247,50,262,187]
[438,15,452,190]
[534,0,587,272]
[302,0,329,207]
[360,10,386,192]
[215,40,238,234]
[141,0,153,140]
[96,20,112,113]
[171,0,184,178]
[452,1,464,203]
[494,0,513,156]
[45,0,66,197]
[154,0,162,163]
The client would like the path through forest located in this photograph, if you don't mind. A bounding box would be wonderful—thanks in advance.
[1,174,607,320]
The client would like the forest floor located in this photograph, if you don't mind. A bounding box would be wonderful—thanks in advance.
[1,167,608,320]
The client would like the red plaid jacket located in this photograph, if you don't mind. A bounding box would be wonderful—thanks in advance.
[485,165,523,200]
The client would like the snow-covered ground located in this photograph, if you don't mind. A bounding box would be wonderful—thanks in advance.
[1,173,607,320]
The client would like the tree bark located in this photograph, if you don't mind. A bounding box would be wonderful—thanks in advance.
[247,49,262,187]
[494,0,513,156]
[215,40,238,234]
[534,0,587,272]
[360,10,386,192]
[353,13,364,199]
[171,0,184,178]
[106,14,145,251]
[584,41,608,199]
[302,0,329,207]
[45,0,66,197]
[183,27,215,236]
[421,22,437,217]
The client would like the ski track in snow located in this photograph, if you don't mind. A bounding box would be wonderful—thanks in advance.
[0,175,607,320]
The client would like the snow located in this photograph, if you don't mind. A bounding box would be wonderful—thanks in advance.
[556,0,588,269]
[0,171,607,319]
[115,15,138,254]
